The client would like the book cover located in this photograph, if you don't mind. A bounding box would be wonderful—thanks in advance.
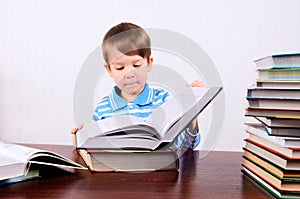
[246,137,300,159]
[255,117,300,129]
[245,123,300,147]
[242,158,300,191]
[244,150,300,179]
[245,107,300,119]
[78,148,179,172]
[257,68,300,82]
[254,52,300,69]
[0,170,40,187]
[247,97,300,110]
[242,166,300,199]
[256,81,300,89]
[243,141,300,170]
[247,87,300,99]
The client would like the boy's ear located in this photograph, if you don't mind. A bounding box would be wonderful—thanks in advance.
[147,57,153,72]
[105,64,113,77]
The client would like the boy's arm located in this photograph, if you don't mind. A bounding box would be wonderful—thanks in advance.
[174,122,200,150]
[176,80,203,149]
[185,120,200,149]
[187,119,198,134]
[187,80,204,137]
[70,124,84,147]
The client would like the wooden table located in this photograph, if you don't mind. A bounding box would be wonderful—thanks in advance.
[0,144,273,198]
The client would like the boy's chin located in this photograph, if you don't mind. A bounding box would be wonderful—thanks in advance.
[124,84,144,92]
[125,90,142,96]
[123,88,144,98]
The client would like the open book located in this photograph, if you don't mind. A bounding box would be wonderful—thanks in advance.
[0,142,86,181]
[76,87,222,150]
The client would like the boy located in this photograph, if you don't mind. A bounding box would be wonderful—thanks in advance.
[72,22,202,149]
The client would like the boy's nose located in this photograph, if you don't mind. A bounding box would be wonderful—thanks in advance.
[125,67,136,79]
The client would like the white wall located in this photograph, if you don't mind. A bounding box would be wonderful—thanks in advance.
[1,0,300,151]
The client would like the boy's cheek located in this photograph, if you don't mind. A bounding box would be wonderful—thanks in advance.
[115,78,126,87]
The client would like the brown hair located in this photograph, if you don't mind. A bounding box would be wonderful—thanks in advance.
[102,22,151,64]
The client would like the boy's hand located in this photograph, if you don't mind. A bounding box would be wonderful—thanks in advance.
[188,80,204,87]
[71,124,83,147]
[187,80,204,134]
[70,124,84,135]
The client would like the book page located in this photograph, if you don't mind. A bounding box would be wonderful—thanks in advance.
[29,152,85,169]
[0,153,28,181]
[146,96,182,137]
[76,115,155,147]
[98,115,151,136]
[0,153,22,166]
[0,142,41,162]
[0,142,86,169]
[147,87,211,139]
[150,87,222,143]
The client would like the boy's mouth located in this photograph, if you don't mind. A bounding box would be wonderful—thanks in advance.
[125,81,138,86]
[124,82,144,91]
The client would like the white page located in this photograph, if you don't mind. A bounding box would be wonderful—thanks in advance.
[148,87,210,138]
[0,148,29,181]
[76,115,150,147]
[0,142,86,169]
[0,142,42,162]
[0,153,21,166]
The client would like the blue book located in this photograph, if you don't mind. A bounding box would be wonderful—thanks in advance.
[0,170,40,187]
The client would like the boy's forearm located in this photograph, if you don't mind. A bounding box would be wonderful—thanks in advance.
[187,119,199,136]
[183,119,200,150]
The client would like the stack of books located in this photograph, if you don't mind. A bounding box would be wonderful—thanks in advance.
[242,52,300,198]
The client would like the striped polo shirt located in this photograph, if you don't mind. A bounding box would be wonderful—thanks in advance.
[93,83,200,149]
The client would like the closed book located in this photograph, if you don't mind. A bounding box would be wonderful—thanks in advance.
[78,149,179,172]
[245,107,300,119]
[247,87,300,99]
[244,141,300,170]
[254,52,300,70]
[257,68,300,82]
[246,137,300,159]
[256,81,300,89]
[242,158,300,192]
[246,122,300,138]
[242,166,300,199]
[245,123,300,148]
[243,150,300,179]
[255,117,300,128]
[247,97,300,110]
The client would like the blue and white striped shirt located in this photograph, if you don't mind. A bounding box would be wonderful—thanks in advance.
[93,83,200,149]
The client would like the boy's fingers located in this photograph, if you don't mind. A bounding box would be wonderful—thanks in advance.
[70,124,84,134]
[188,80,204,87]
[70,128,77,134]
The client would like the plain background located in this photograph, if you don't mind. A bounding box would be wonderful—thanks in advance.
[1,0,300,151]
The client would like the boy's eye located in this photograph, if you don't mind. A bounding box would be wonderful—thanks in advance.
[115,66,124,70]
[133,64,142,67]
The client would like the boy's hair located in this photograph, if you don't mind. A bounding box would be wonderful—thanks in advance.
[102,22,151,65]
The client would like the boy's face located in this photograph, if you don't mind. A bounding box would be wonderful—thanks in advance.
[105,54,152,101]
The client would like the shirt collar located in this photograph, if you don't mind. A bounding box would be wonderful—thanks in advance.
[109,83,153,110]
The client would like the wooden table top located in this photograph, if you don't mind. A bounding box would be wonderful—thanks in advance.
[0,144,273,199]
